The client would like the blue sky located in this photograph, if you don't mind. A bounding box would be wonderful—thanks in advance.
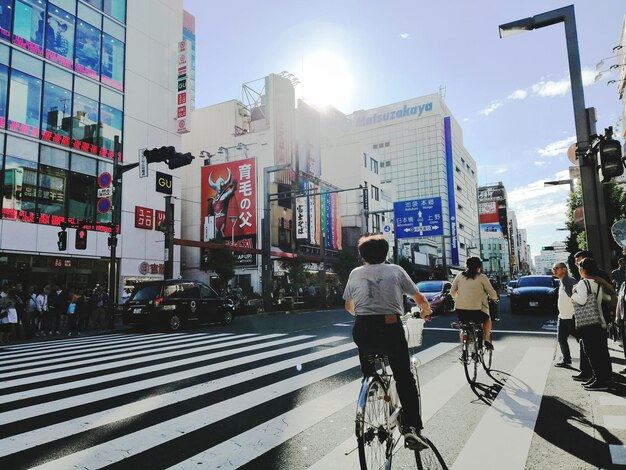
[183,0,625,257]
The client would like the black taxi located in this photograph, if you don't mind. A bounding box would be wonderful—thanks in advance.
[122,280,235,331]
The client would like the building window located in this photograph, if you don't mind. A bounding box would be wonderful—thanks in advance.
[7,69,42,138]
[84,0,104,9]
[371,185,379,201]
[0,0,12,40]
[101,33,124,90]
[72,93,99,145]
[75,19,101,79]
[457,203,463,210]
[456,185,462,191]
[363,153,367,167]
[42,82,72,138]
[373,214,380,233]
[45,5,75,69]
[370,158,379,175]
[0,64,7,128]
[459,223,465,230]
[98,103,122,151]
[2,156,38,216]
[384,142,390,147]
[12,0,46,56]
[455,166,460,173]
[373,144,378,149]
[68,171,97,221]
[103,0,126,22]
[38,164,67,217]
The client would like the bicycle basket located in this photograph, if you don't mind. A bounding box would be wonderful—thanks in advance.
[404,317,425,347]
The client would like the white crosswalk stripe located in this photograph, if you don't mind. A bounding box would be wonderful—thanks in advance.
[0,327,567,470]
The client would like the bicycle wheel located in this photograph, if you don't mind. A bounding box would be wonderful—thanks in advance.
[462,330,478,385]
[415,436,448,470]
[356,376,394,470]
[482,345,493,372]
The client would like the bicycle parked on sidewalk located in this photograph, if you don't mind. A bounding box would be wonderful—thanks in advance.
[451,320,493,386]
[355,309,447,470]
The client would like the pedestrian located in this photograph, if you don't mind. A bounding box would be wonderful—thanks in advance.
[0,285,18,345]
[612,258,626,292]
[37,285,50,336]
[343,234,432,450]
[121,288,131,305]
[79,288,91,332]
[27,286,41,336]
[552,262,577,367]
[67,290,79,336]
[571,258,613,391]
[49,285,69,335]
[10,283,25,340]
[450,256,499,350]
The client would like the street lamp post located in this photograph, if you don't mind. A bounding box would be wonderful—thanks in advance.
[499,5,610,271]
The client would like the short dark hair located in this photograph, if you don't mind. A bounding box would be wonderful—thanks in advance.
[579,257,600,276]
[358,234,389,264]
[574,250,593,260]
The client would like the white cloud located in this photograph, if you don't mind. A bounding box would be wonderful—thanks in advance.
[478,100,503,116]
[531,79,570,97]
[537,136,576,158]
[495,168,508,174]
[534,161,549,166]
[399,33,411,39]
[508,175,571,230]
[508,89,528,100]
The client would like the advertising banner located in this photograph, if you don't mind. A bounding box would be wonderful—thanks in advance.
[176,40,191,134]
[479,201,499,224]
[201,158,257,241]
[295,196,309,240]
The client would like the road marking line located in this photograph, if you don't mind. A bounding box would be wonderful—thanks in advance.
[2,336,348,424]
[0,339,355,456]
[0,334,297,401]
[451,347,553,470]
[309,343,461,470]
[0,333,141,352]
[603,416,626,430]
[610,444,626,465]
[1,333,232,367]
[426,327,556,336]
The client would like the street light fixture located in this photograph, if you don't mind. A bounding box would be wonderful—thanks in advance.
[499,5,610,271]
[544,179,574,192]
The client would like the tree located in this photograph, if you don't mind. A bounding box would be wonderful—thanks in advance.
[205,239,235,292]
[334,250,360,287]
[565,181,626,274]
[284,257,307,293]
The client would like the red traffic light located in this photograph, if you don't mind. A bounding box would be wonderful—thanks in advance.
[599,138,624,182]
[75,228,88,250]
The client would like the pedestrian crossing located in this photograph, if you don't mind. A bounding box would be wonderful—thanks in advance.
[0,329,573,469]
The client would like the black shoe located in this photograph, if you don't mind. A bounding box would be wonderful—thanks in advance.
[555,361,572,368]
[582,377,596,387]
[584,381,609,391]
[484,340,494,351]
[404,427,429,451]
[572,373,592,382]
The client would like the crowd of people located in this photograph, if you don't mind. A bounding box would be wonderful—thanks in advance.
[0,284,110,346]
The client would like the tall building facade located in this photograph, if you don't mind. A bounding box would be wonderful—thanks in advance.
[478,182,512,280]
[0,0,184,297]
[336,93,480,271]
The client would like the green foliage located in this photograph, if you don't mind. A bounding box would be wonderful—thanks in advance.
[398,256,414,279]
[284,257,307,291]
[334,250,361,286]
[565,181,626,270]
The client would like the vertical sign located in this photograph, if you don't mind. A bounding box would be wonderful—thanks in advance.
[176,40,191,134]
[444,117,459,265]
[295,196,309,240]
[138,148,148,178]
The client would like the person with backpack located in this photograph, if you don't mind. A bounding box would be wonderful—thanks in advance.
[571,258,613,391]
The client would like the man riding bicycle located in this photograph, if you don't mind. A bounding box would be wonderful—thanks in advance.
[343,234,432,450]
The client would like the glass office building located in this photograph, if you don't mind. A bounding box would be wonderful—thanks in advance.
[0,0,183,292]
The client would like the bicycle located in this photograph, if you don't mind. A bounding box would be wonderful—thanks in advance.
[451,320,492,386]
[355,310,447,470]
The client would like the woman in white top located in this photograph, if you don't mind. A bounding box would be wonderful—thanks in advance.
[571,257,613,391]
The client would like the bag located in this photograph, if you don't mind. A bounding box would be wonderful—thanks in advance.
[488,299,500,321]
[403,314,425,348]
[573,280,602,329]
[67,303,76,315]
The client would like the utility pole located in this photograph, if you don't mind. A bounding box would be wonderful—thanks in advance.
[164,195,175,279]
[107,136,121,330]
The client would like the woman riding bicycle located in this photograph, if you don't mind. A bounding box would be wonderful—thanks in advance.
[451,257,498,350]
[343,234,432,450]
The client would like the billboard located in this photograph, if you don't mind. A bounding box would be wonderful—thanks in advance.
[201,158,257,242]
[479,201,499,224]
[298,179,342,250]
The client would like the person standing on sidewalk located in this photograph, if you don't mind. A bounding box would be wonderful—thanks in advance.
[612,258,626,292]
[36,286,50,336]
[552,262,577,367]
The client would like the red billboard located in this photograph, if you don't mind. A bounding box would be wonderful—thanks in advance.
[479,201,499,224]
[201,158,257,240]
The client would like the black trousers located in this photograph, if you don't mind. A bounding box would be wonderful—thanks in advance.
[578,325,612,383]
[353,314,422,430]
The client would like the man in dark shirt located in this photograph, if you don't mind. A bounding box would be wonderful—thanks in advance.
[612,258,626,292]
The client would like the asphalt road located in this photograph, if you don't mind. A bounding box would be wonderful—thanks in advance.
[2,294,626,469]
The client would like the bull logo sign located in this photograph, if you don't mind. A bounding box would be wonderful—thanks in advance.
[201,158,257,242]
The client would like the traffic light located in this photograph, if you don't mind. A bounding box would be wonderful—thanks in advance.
[168,152,194,169]
[57,231,67,251]
[143,146,175,164]
[599,138,623,182]
[75,228,88,250]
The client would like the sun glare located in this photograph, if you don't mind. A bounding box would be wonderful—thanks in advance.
[299,51,353,111]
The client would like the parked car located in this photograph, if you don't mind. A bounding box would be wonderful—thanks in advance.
[405,280,454,314]
[122,280,235,331]
[506,280,518,296]
[510,275,558,314]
